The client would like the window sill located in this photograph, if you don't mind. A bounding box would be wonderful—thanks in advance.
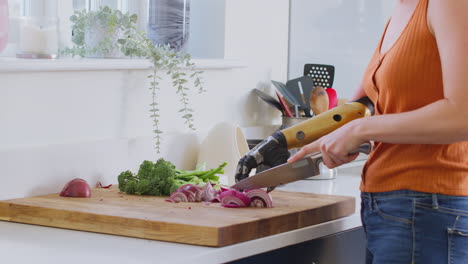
[0,57,247,73]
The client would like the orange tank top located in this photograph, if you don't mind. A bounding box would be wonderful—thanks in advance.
[361,0,468,196]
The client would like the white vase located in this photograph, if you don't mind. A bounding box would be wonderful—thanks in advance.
[84,24,124,58]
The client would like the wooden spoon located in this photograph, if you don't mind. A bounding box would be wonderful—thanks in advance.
[309,86,329,116]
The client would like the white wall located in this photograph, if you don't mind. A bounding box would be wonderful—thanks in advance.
[0,0,290,199]
[288,0,395,99]
[0,68,254,198]
[224,0,289,125]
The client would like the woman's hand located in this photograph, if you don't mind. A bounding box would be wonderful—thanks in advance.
[287,119,366,168]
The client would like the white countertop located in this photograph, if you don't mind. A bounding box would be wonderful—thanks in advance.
[0,161,365,264]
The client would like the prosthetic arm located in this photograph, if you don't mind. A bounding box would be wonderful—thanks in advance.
[235,97,374,182]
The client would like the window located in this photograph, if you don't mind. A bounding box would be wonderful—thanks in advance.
[1,0,224,59]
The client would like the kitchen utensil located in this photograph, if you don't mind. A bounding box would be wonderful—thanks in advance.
[276,91,294,117]
[304,64,335,88]
[0,0,8,53]
[294,105,300,117]
[285,76,315,117]
[231,143,372,190]
[0,187,355,247]
[271,80,301,108]
[310,86,329,115]
[326,88,338,109]
[253,88,284,113]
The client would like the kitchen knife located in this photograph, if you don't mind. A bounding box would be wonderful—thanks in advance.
[230,143,372,191]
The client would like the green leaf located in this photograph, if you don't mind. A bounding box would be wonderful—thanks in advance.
[130,14,138,23]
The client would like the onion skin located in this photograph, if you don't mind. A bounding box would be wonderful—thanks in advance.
[60,178,92,198]
[97,182,112,188]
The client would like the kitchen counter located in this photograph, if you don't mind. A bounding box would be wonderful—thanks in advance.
[0,161,365,264]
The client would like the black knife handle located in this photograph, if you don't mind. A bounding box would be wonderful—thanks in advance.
[350,142,373,155]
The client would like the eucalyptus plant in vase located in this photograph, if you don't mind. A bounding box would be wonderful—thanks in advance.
[64,6,204,153]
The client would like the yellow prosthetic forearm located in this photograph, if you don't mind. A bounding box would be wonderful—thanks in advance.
[281,98,374,149]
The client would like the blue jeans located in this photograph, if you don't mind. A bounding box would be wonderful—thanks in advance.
[361,190,468,264]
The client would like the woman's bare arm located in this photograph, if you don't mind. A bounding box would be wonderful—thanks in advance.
[288,0,468,167]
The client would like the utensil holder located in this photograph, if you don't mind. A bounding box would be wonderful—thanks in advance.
[280,116,309,130]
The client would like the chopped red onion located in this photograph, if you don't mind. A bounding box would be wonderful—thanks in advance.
[246,189,273,208]
[179,184,203,202]
[169,191,188,203]
[220,190,251,207]
[201,183,217,202]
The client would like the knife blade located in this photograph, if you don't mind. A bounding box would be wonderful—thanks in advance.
[230,143,372,190]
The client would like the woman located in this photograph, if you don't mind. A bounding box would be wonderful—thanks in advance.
[288,0,468,263]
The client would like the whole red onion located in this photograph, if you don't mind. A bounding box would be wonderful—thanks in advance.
[60,178,92,198]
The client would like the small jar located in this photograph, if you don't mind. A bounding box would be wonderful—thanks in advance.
[0,0,8,53]
[16,16,59,59]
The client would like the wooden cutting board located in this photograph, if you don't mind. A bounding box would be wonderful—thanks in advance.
[0,186,354,247]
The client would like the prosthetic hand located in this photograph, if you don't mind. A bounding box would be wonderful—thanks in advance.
[235,131,290,183]
[234,97,374,183]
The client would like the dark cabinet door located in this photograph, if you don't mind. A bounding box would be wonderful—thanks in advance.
[228,227,366,264]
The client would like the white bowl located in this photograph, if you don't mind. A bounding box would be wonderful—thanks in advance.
[197,122,249,185]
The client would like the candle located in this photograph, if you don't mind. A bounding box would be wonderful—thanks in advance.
[19,18,58,55]
[0,0,8,53]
